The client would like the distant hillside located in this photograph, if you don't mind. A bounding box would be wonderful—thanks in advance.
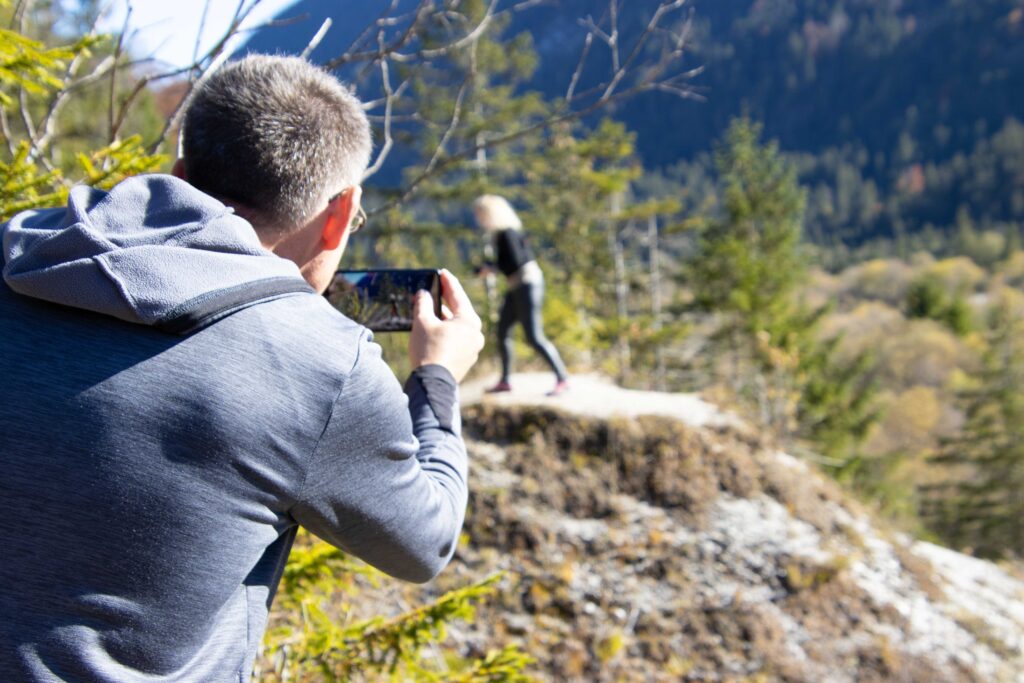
[239,0,1024,247]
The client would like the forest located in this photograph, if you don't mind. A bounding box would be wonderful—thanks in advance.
[247,0,1024,260]
[2,0,1022,679]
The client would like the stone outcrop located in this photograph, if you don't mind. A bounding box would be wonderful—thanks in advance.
[352,374,1024,681]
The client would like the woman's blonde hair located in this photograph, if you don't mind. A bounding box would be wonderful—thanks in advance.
[472,194,522,232]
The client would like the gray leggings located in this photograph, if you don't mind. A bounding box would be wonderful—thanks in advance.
[497,280,568,382]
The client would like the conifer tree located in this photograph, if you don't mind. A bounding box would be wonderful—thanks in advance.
[691,118,806,344]
[928,302,1024,558]
[688,118,879,455]
[689,118,807,429]
[905,275,974,335]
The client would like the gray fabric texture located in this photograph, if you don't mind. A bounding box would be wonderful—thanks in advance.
[0,174,468,682]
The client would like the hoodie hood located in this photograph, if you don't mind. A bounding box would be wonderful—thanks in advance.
[2,174,312,332]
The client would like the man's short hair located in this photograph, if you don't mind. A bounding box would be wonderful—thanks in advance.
[181,54,372,234]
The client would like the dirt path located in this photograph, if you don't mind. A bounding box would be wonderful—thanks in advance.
[460,372,738,429]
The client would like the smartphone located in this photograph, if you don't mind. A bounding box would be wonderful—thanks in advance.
[326,269,442,332]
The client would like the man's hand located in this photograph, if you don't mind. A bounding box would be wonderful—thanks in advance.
[409,270,484,382]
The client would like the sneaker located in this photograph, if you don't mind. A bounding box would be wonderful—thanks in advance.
[547,379,570,397]
[486,381,513,393]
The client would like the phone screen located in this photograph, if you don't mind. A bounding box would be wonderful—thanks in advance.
[326,269,442,332]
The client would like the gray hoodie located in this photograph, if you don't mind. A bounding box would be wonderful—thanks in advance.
[0,175,467,682]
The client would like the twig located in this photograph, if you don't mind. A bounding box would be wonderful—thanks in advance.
[107,6,130,143]
[565,32,593,104]
[376,79,659,213]
[362,47,398,179]
[13,0,40,160]
[422,64,473,177]
[416,0,499,60]
[0,108,18,156]
[36,5,114,153]
[300,18,332,59]
[145,0,265,155]
[323,0,432,72]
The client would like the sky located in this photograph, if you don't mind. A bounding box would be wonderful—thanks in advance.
[97,0,300,69]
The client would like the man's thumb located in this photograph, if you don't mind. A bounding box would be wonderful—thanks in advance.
[413,290,436,323]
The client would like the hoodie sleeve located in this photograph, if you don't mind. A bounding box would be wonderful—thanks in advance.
[289,333,467,583]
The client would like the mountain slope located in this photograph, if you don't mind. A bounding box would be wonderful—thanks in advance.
[242,1,1024,166]
[239,1,1024,247]
[280,373,1024,681]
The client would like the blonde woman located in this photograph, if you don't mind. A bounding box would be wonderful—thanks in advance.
[473,194,569,396]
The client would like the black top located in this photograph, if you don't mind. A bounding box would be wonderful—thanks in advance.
[494,229,535,276]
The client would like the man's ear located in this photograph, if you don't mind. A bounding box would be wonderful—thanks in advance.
[322,186,361,250]
[171,158,187,180]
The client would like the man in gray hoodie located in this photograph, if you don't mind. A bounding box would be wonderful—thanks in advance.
[0,54,484,681]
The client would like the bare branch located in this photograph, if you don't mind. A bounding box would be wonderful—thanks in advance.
[323,0,433,72]
[14,0,699,218]
[107,6,131,143]
[421,61,474,178]
[360,79,410,112]
[327,0,404,69]
[417,0,499,60]
[9,0,28,31]
[601,0,685,102]
[13,0,40,159]
[18,86,37,153]
[192,0,214,69]
[324,0,496,78]
[579,15,614,48]
[510,0,553,11]
[362,41,398,179]
[0,108,18,156]
[377,80,652,214]
[565,31,593,104]
[353,0,699,211]
[300,18,332,60]
[652,82,706,101]
[36,10,114,153]
[609,0,620,74]
[144,0,266,155]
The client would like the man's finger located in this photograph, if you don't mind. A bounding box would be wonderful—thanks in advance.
[439,269,474,318]
[441,304,454,321]
[412,290,438,326]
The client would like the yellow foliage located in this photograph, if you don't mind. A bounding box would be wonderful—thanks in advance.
[920,256,985,293]
[666,656,696,676]
[866,386,943,455]
[595,630,625,663]
[909,251,936,268]
[891,387,942,435]
[946,367,979,393]
[877,319,967,390]
[783,556,848,591]
[821,301,904,362]
[987,285,1024,319]
[998,251,1024,286]
[540,289,590,361]
[839,258,913,305]
[804,267,840,310]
